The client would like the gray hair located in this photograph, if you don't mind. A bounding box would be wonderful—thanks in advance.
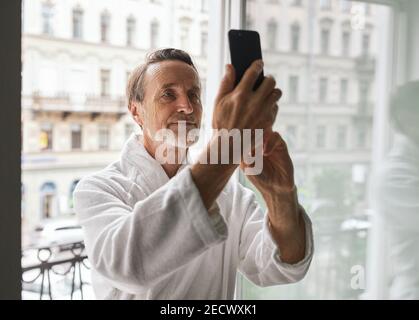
[126,48,198,107]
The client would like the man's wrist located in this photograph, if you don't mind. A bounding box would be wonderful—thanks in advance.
[190,138,239,211]
[264,186,300,231]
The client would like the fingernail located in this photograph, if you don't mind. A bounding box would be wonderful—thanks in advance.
[256,60,264,71]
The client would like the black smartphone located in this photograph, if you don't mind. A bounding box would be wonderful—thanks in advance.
[228,29,264,90]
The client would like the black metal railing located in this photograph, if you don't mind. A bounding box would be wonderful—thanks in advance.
[22,241,90,300]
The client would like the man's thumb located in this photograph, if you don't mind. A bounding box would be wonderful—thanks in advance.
[215,64,235,104]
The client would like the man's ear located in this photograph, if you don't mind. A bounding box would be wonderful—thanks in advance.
[129,101,144,128]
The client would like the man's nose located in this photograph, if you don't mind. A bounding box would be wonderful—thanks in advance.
[176,94,194,114]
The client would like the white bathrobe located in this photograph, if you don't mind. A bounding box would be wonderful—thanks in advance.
[371,134,419,299]
[73,133,314,299]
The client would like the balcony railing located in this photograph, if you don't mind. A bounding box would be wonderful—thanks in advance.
[23,92,127,117]
[22,240,90,300]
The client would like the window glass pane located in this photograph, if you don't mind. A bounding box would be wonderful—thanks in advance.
[71,124,82,150]
[72,8,83,39]
[98,124,110,150]
[100,12,111,43]
[321,28,330,54]
[319,77,328,103]
[340,78,349,104]
[40,123,53,151]
[291,23,300,52]
[243,0,393,299]
[41,3,54,35]
[126,16,136,47]
[21,0,215,299]
[100,69,111,97]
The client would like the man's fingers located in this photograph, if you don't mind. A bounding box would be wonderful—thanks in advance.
[215,64,236,104]
[236,59,264,92]
[265,88,281,117]
[254,75,277,101]
[254,89,281,129]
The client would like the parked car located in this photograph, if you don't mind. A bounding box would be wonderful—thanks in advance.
[34,218,84,247]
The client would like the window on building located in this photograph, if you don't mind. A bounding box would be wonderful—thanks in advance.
[100,11,111,43]
[316,125,327,148]
[340,78,348,104]
[359,80,369,105]
[291,23,300,52]
[41,2,54,35]
[71,124,82,150]
[150,20,160,48]
[126,16,136,46]
[72,7,83,39]
[39,123,53,151]
[336,125,347,149]
[362,33,370,56]
[319,77,328,103]
[342,31,351,56]
[267,20,278,51]
[320,0,332,10]
[40,182,57,219]
[100,69,111,97]
[98,124,110,150]
[288,75,299,103]
[201,31,208,57]
[320,28,330,54]
[179,20,191,50]
[357,127,367,148]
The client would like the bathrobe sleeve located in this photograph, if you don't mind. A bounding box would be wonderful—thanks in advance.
[237,185,314,286]
[73,167,228,294]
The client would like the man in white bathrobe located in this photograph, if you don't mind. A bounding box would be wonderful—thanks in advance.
[73,48,314,299]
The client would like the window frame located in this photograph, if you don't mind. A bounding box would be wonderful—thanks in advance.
[0,0,21,299]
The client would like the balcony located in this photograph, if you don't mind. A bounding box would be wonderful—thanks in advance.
[23,92,127,120]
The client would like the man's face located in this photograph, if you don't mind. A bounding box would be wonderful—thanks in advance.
[137,60,202,147]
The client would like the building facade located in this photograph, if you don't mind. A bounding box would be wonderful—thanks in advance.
[22,0,376,235]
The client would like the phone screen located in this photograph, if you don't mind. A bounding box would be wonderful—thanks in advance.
[228,29,264,90]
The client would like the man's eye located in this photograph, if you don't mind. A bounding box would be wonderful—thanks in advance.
[189,93,200,102]
[162,91,175,99]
